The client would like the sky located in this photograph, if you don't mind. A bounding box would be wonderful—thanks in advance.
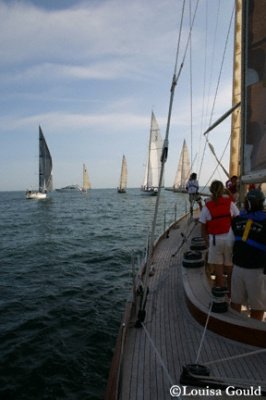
[0,0,235,190]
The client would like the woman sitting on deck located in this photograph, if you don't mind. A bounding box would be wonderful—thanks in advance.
[199,180,240,293]
[231,189,266,321]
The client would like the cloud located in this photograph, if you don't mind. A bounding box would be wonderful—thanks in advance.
[0,110,150,133]
[0,60,142,86]
[0,0,178,68]
[0,0,236,190]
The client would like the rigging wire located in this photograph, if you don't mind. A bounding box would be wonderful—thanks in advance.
[201,133,231,193]
[200,102,241,190]
[173,0,186,76]
[196,0,208,175]
[198,2,235,183]
[136,0,200,326]
[151,0,200,247]
[189,1,194,169]
[198,0,221,179]
[208,5,235,128]
[205,0,221,126]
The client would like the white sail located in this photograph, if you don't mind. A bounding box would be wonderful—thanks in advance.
[118,155,127,193]
[82,163,91,191]
[141,112,163,194]
[26,126,53,199]
[173,139,190,191]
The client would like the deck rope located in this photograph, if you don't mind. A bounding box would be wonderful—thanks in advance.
[195,301,213,363]
[141,322,183,400]
[193,330,266,390]
[189,371,266,389]
[194,281,266,371]
[195,303,266,384]
[202,347,266,367]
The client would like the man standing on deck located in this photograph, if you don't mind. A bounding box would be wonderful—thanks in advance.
[186,172,202,215]
[231,189,266,320]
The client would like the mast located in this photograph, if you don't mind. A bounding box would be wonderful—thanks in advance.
[229,0,242,177]
[39,127,44,192]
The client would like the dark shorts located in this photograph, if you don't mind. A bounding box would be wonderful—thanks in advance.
[189,193,201,203]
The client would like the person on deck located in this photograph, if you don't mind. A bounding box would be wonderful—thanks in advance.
[225,175,239,202]
[199,180,240,293]
[186,172,203,215]
[231,189,266,321]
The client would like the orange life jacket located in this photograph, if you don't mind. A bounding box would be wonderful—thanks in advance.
[206,197,232,235]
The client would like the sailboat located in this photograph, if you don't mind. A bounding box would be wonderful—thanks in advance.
[82,163,91,192]
[26,126,53,200]
[172,139,190,192]
[117,155,127,193]
[106,1,266,399]
[141,111,163,195]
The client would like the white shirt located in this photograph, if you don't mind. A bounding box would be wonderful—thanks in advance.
[186,179,199,194]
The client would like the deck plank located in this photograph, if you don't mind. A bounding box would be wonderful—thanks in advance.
[116,215,266,399]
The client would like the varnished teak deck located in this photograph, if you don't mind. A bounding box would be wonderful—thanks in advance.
[106,215,266,400]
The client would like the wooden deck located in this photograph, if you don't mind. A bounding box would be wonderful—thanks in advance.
[106,214,266,400]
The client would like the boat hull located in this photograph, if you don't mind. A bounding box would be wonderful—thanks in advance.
[26,191,47,200]
[55,185,82,192]
[140,187,158,195]
[172,188,187,193]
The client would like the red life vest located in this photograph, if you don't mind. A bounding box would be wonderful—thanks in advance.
[206,197,232,235]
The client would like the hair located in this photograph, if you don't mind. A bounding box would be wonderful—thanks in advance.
[190,172,197,180]
[210,180,224,202]
[245,190,265,212]
[244,198,264,212]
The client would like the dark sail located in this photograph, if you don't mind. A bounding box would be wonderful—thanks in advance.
[243,0,266,182]
[39,126,53,192]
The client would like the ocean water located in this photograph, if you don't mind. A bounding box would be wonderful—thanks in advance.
[0,189,189,400]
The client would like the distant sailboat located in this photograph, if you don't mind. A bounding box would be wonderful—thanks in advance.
[141,112,163,195]
[26,126,53,199]
[117,155,127,193]
[56,185,82,192]
[82,163,91,192]
[172,139,190,192]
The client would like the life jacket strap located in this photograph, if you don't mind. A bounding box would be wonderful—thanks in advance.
[235,236,266,252]
[242,219,253,242]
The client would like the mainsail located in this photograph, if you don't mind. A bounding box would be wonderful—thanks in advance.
[39,126,53,193]
[141,112,163,194]
[118,155,127,193]
[173,139,190,191]
[242,0,266,183]
[82,164,91,191]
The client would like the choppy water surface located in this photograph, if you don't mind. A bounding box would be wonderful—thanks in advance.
[0,189,188,399]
